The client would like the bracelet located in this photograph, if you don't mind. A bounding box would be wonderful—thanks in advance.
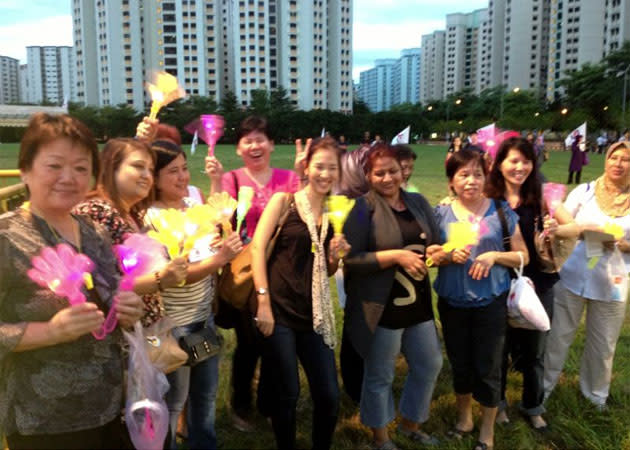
[154,271,164,292]
[446,250,454,263]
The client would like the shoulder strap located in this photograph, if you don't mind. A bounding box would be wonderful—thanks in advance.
[265,193,294,259]
[494,198,511,251]
[231,171,239,193]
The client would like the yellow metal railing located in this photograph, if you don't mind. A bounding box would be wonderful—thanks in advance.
[0,182,26,213]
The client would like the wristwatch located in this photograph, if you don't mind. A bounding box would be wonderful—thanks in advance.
[256,287,268,296]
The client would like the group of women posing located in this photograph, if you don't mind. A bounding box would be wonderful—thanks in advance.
[1,112,629,450]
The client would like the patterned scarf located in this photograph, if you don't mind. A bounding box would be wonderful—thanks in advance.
[294,190,336,348]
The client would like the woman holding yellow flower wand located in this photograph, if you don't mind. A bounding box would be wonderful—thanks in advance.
[343,143,443,450]
[252,136,349,450]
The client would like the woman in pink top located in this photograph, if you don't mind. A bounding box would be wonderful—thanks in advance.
[205,115,300,431]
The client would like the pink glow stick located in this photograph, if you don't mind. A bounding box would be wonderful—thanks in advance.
[184,114,225,156]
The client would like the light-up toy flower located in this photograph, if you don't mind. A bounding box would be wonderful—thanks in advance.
[476,123,520,160]
[542,183,566,218]
[604,222,624,241]
[206,192,238,236]
[147,209,188,259]
[426,219,486,267]
[326,195,355,258]
[236,186,255,235]
[27,243,95,306]
[185,115,225,156]
[145,71,186,120]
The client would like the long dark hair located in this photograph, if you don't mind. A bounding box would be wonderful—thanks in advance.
[485,137,541,209]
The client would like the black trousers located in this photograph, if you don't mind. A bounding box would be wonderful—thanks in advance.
[500,286,555,413]
[438,293,508,407]
[339,322,364,405]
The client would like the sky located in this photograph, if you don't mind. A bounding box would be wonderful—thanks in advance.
[0,0,489,82]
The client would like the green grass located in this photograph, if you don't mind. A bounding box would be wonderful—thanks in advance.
[2,142,629,449]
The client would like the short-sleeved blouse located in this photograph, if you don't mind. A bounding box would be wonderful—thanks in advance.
[433,199,518,307]
[222,168,299,239]
[0,210,123,436]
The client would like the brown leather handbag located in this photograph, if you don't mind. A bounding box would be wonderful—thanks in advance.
[216,193,293,310]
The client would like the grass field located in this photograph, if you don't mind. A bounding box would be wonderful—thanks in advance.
[1,142,629,450]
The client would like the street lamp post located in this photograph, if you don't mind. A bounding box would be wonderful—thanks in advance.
[447,98,461,122]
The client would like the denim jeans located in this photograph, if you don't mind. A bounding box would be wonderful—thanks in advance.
[165,319,219,450]
[500,285,554,416]
[360,320,443,428]
[260,324,339,450]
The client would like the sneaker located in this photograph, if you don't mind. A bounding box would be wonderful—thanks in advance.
[231,412,255,433]
[397,426,440,446]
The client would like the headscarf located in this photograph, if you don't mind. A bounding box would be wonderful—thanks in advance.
[595,141,630,217]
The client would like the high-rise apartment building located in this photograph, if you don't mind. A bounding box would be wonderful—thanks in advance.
[0,56,20,104]
[358,48,421,112]
[546,0,630,101]
[420,31,445,104]
[72,0,352,112]
[358,59,397,112]
[443,9,488,97]
[393,48,421,105]
[22,46,75,105]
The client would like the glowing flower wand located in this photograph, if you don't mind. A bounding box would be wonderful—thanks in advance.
[145,71,186,120]
[326,195,355,259]
[206,192,238,237]
[543,183,566,218]
[184,114,225,156]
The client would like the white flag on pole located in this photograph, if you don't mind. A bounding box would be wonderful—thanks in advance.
[391,126,410,144]
[191,130,199,155]
[321,128,326,138]
[565,122,587,148]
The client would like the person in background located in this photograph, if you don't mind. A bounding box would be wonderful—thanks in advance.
[146,140,242,450]
[485,137,576,431]
[344,143,443,450]
[252,137,349,450]
[465,131,483,153]
[446,136,464,165]
[361,131,372,146]
[544,141,630,410]
[568,134,587,184]
[204,115,300,432]
[74,138,187,326]
[392,144,418,191]
[597,134,608,155]
[338,135,349,153]
[617,129,630,142]
[430,149,529,450]
[0,113,143,449]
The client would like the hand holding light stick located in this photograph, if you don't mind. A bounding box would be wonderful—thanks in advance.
[542,183,567,218]
[426,220,485,267]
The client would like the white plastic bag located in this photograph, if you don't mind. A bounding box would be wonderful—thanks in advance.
[606,247,629,302]
[124,322,170,450]
[507,253,550,331]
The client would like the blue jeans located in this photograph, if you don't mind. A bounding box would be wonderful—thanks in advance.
[165,320,219,450]
[360,320,443,428]
[260,324,340,450]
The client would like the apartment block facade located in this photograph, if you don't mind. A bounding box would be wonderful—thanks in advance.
[0,56,20,104]
[21,46,76,105]
[72,0,352,112]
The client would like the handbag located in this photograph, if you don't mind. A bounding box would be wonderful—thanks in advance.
[143,315,188,374]
[178,326,224,367]
[534,215,577,273]
[507,252,551,331]
[216,193,293,310]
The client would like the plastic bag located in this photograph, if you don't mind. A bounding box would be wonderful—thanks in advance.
[124,322,170,450]
[507,253,550,331]
[606,247,629,302]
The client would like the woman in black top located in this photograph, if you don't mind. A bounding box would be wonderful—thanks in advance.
[486,137,574,431]
[251,136,350,450]
[344,143,443,450]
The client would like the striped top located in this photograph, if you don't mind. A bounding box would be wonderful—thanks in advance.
[145,199,217,326]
